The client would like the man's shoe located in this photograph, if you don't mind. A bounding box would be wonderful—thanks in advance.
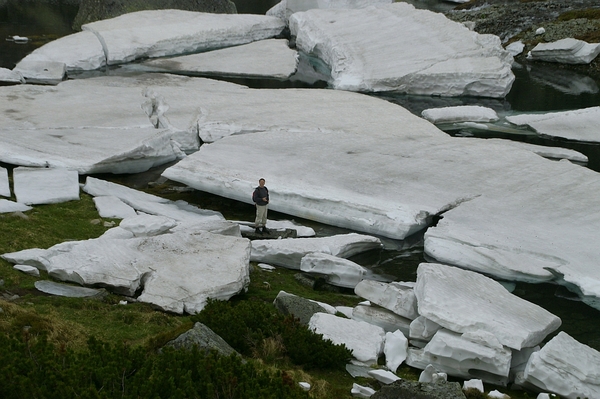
[262,227,270,234]
[255,227,262,234]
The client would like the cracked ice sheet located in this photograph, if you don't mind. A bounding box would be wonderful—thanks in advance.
[3,230,251,314]
[163,99,600,303]
[0,76,199,173]
[0,74,252,173]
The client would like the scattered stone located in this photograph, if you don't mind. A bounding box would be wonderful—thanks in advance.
[371,379,466,399]
[273,290,328,325]
[298,382,311,391]
[165,322,240,357]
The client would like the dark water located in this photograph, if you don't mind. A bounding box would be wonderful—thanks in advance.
[2,0,600,351]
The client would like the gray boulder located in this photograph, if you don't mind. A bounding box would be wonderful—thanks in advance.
[371,380,467,399]
[165,322,239,357]
[73,0,237,30]
[273,290,328,325]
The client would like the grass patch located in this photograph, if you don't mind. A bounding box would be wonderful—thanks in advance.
[558,9,600,21]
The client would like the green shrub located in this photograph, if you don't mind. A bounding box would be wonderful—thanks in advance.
[193,299,352,370]
[0,332,309,399]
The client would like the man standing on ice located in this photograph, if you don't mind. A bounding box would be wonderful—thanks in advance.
[252,178,269,234]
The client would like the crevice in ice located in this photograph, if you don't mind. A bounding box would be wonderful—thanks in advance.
[82,27,109,67]
[141,89,171,129]
[134,270,155,298]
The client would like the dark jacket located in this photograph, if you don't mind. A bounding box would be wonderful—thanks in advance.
[252,186,269,206]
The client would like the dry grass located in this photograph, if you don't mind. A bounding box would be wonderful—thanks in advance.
[0,299,88,349]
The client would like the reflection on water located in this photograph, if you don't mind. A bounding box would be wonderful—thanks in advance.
[3,0,600,353]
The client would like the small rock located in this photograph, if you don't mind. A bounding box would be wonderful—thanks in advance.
[103,221,116,227]
[299,382,311,391]
[535,27,546,35]
[90,219,102,225]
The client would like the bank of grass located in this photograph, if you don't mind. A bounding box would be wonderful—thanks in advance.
[0,195,552,399]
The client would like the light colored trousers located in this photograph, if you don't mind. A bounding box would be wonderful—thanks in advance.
[255,205,268,228]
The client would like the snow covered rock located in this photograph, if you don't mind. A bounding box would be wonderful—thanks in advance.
[139,39,298,79]
[82,10,285,66]
[530,38,600,64]
[421,105,499,124]
[463,379,484,393]
[522,332,600,399]
[506,106,600,143]
[13,167,79,205]
[309,312,385,365]
[300,252,367,288]
[414,263,561,350]
[289,3,514,97]
[250,233,381,269]
[354,280,418,320]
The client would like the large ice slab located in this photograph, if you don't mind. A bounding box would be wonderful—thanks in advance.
[529,38,600,64]
[309,312,385,365]
[250,233,382,269]
[407,329,513,385]
[139,39,298,79]
[289,3,514,97]
[13,167,80,205]
[267,0,392,23]
[83,177,224,222]
[15,31,106,72]
[506,107,600,143]
[354,280,418,320]
[414,263,561,350]
[0,200,32,214]
[522,332,600,399]
[3,228,250,314]
[82,10,286,66]
[300,252,367,288]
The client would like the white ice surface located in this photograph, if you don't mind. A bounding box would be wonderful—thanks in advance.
[384,329,408,373]
[82,10,285,65]
[530,38,600,64]
[13,167,79,205]
[139,39,298,79]
[414,263,561,350]
[300,252,367,288]
[506,106,600,142]
[0,67,24,83]
[289,3,514,97]
[250,233,382,269]
[267,0,393,23]
[309,312,385,365]
[354,280,418,320]
[421,106,499,124]
[523,332,600,399]
[93,196,137,219]
[0,199,32,214]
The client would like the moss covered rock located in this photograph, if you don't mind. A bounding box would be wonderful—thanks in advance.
[73,0,237,30]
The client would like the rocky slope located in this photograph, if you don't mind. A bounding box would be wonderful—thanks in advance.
[444,0,600,72]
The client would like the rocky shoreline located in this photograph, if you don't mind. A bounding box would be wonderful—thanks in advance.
[445,0,600,72]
